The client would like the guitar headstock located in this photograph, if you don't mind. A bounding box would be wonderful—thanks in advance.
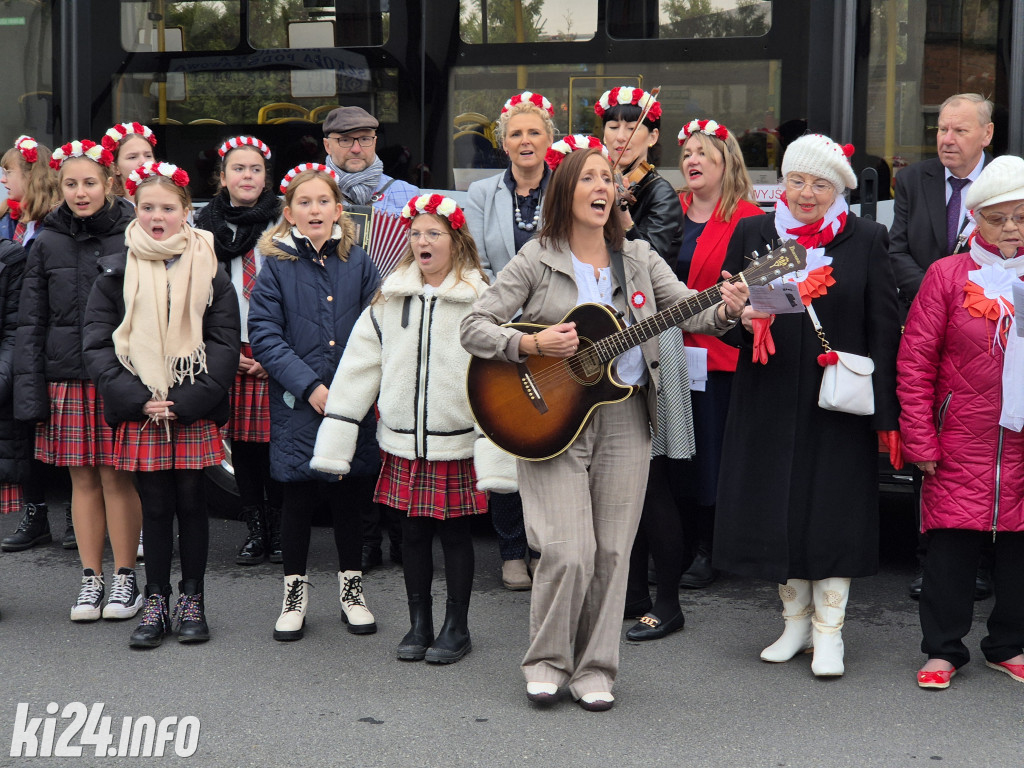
[741,239,808,286]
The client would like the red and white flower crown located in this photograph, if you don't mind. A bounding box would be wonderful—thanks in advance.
[544,135,609,171]
[14,135,39,164]
[50,140,114,170]
[101,122,157,153]
[400,194,466,230]
[678,118,730,145]
[219,135,272,160]
[125,161,190,197]
[594,87,662,122]
[501,91,555,117]
[279,163,339,194]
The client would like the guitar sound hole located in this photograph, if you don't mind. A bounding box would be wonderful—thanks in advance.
[565,338,602,386]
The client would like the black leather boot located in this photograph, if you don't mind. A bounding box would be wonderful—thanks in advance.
[680,542,717,589]
[397,595,434,661]
[1,503,52,552]
[235,505,266,565]
[265,505,282,564]
[129,585,171,648]
[174,579,210,643]
[61,505,77,550]
[425,599,471,664]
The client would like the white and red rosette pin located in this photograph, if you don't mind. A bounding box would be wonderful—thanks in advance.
[501,91,555,117]
[279,163,339,194]
[544,135,609,171]
[101,122,157,153]
[630,291,647,310]
[400,194,466,230]
[50,140,114,170]
[594,87,662,121]
[678,119,730,145]
[125,161,190,197]
[219,135,272,160]
[14,135,39,164]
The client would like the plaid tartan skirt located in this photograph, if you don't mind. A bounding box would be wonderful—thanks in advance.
[0,483,23,515]
[35,380,117,467]
[114,418,224,472]
[227,344,270,442]
[374,452,487,520]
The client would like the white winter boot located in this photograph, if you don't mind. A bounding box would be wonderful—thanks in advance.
[761,579,813,662]
[811,577,851,677]
[339,570,377,635]
[273,574,309,642]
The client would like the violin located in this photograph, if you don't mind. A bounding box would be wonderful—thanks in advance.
[614,160,656,209]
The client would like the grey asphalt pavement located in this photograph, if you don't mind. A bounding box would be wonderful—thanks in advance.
[0,495,1019,768]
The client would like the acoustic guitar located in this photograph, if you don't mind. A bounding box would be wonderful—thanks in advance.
[467,240,807,460]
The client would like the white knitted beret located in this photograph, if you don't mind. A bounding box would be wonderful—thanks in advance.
[964,155,1024,211]
[781,134,858,193]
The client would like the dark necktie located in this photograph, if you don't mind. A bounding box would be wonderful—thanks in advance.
[947,177,969,254]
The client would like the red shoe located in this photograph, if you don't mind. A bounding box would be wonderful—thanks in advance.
[986,660,1024,684]
[917,667,956,689]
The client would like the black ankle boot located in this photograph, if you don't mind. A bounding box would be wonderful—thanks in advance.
[425,599,471,664]
[61,505,77,550]
[397,595,434,661]
[1,503,52,552]
[174,579,210,643]
[129,585,171,648]
[265,505,282,564]
[680,542,717,589]
[235,506,266,565]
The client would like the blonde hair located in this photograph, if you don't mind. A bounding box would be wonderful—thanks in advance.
[495,101,556,148]
[133,174,192,210]
[270,169,350,261]
[1,144,59,222]
[678,131,756,222]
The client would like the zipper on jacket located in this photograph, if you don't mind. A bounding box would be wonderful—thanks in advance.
[992,426,1005,541]
[415,296,434,457]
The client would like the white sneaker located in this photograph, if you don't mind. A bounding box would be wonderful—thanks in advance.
[70,569,105,622]
[103,568,143,620]
[338,571,376,634]
[274,575,309,642]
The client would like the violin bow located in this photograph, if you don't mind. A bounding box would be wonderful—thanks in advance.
[610,85,662,173]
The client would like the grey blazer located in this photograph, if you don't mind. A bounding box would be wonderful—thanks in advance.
[465,172,544,279]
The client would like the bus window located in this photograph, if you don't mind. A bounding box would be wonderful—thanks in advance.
[120,1,241,52]
[459,0,598,43]
[607,0,771,39]
[248,0,389,48]
[0,1,53,148]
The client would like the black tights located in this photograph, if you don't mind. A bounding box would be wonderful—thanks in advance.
[136,469,208,589]
[231,440,282,510]
[22,458,50,505]
[400,512,474,604]
[280,479,364,575]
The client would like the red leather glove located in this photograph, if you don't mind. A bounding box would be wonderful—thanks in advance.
[878,430,904,470]
[751,315,776,365]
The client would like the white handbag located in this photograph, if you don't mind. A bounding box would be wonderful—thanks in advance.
[808,304,875,416]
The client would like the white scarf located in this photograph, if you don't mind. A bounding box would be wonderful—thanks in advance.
[773,194,848,286]
[968,237,1024,431]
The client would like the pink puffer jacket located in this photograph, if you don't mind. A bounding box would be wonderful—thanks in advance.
[897,252,1024,533]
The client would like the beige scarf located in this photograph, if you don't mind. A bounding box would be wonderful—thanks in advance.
[113,220,218,401]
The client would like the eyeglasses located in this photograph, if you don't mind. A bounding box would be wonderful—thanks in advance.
[408,230,449,244]
[976,211,1024,228]
[327,135,376,148]
[785,177,834,196]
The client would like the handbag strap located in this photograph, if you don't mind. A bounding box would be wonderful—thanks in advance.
[805,302,832,352]
[608,247,634,324]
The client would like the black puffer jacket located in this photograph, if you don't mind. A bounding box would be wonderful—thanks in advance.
[82,246,241,428]
[0,238,33,484]
[14,198,135,422]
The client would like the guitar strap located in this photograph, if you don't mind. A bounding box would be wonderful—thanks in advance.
[608,247,633,324]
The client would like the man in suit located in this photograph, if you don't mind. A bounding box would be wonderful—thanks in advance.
[890,93,994,313]
[888,93,994,600]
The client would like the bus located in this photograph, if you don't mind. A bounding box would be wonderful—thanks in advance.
[3,0,1022,208]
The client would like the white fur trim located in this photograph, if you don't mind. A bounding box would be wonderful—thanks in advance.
[473,433,518,493]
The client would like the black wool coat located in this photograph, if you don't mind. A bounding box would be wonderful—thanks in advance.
[14,198,135,422]
[0,239,33,484]
[82,250,241,427]
[713,212,901,583]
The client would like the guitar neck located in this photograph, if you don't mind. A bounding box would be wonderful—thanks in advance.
[592,282,726,362]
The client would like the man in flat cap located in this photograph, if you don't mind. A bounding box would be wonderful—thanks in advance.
[322,106,419,216]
